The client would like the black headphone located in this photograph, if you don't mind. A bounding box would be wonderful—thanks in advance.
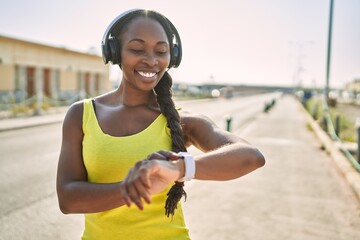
[101,9,182,69]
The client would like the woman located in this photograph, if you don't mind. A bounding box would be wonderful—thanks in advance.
[56,9,265,240]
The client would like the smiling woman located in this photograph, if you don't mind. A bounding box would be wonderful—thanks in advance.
[56,8,265,240]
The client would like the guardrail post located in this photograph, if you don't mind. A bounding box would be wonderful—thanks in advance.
[322,116,327,132]
[264,102,270,113]
[357,118,360,163]
[225,115,232,132]
[334,114,340,136]
[312,103,318,120]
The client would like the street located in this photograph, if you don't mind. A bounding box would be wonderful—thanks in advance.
[1,93,359,239]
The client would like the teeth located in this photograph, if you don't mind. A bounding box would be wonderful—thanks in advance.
[138,71,156,78]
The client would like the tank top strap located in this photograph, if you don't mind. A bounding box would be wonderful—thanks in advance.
[82,98,94,133]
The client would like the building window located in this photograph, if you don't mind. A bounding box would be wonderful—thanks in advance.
[43,68,51,97]
[85,72,90,96]
[14,65,20,91]
[26,67,36,97]
[95,73,100,94]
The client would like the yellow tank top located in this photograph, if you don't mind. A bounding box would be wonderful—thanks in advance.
[81,99,190,240]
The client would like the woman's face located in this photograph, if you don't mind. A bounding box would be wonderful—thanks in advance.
[120,16,171,91]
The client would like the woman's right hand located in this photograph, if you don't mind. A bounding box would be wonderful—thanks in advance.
[119,151,184,210]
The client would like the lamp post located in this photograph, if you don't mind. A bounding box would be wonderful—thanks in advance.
[325,0,334,104]
[289,41,314,89]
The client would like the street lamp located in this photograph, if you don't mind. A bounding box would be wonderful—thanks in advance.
[288,40,314,88]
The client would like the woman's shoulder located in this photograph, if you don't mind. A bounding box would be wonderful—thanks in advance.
[66,96,100,118]
[62,100,87,129]
[179,110,216,131]
[67,99,86,116]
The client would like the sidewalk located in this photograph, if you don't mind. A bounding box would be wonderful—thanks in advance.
[183,95,360,240]
[0,107,68,132]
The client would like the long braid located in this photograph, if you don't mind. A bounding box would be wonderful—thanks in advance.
[154,72,187,217]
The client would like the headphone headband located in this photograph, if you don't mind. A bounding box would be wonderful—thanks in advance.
[101,9,182,68]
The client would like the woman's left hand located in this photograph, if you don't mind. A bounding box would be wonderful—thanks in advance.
[120,151,183,210]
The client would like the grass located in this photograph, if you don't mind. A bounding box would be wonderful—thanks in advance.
[10,100,54,117]
[305,97,357,142]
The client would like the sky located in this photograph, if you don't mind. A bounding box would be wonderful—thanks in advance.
[0,0,359,88]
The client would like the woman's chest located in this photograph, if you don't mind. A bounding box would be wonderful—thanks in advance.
[96,105,160,137]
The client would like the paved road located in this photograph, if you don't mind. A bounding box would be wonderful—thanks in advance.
[1,93,359,239]
[0,124,84,239]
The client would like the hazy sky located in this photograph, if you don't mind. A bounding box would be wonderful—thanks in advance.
[0,0,359,88]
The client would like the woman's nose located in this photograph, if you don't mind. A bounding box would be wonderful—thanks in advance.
[142,53,158,66]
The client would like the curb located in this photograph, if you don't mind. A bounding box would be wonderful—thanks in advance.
[0,119,64,132]
[299,100,360,202]
[0,113,66,132]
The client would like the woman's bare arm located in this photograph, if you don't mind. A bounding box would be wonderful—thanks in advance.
[181,112,265,180]
[56,102,128,214]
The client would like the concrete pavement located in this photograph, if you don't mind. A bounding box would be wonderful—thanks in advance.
[183,95,360,240]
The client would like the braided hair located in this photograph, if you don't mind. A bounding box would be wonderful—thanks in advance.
[154,72,187,217]
[116,10,187,217]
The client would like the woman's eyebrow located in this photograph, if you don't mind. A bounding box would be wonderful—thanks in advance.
[128,38,168,45]
[128,38,145,44]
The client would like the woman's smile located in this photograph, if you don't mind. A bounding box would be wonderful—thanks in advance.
[137,71,157,78]
[135,70,159,82]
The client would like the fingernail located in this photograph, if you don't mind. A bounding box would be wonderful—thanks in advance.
[168,152,178,160]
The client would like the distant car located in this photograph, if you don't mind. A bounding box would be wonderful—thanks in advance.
[220,87,234,99]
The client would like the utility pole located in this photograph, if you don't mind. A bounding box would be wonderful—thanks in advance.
[325,0,334,104]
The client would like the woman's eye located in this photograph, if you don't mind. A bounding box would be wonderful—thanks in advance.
[130,49,144,54]
[156,51,167,56]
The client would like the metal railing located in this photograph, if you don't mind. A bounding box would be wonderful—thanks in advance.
[322,97,360,172]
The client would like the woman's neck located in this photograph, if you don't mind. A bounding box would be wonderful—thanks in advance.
[116,82,158,108]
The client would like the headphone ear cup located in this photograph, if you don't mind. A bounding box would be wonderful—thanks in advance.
[101,41,110,64]
[108,36,121,64]
[170,44,181,68]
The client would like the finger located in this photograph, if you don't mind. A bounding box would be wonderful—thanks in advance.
[134,160,144,169]
[147,152,166,161]
[158,150,179,161]
[166,152,179,161]
[133,178,151,204]
[132,164,153,205]
[147,151,178,161]
[138,163,152,189]
[119,182,131,207]
[121,169,134,207]
[126,182,144,210]
[138,163,156,202]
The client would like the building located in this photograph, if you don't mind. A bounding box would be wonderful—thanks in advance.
[0,34,111,108]
[345,79,360,94]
